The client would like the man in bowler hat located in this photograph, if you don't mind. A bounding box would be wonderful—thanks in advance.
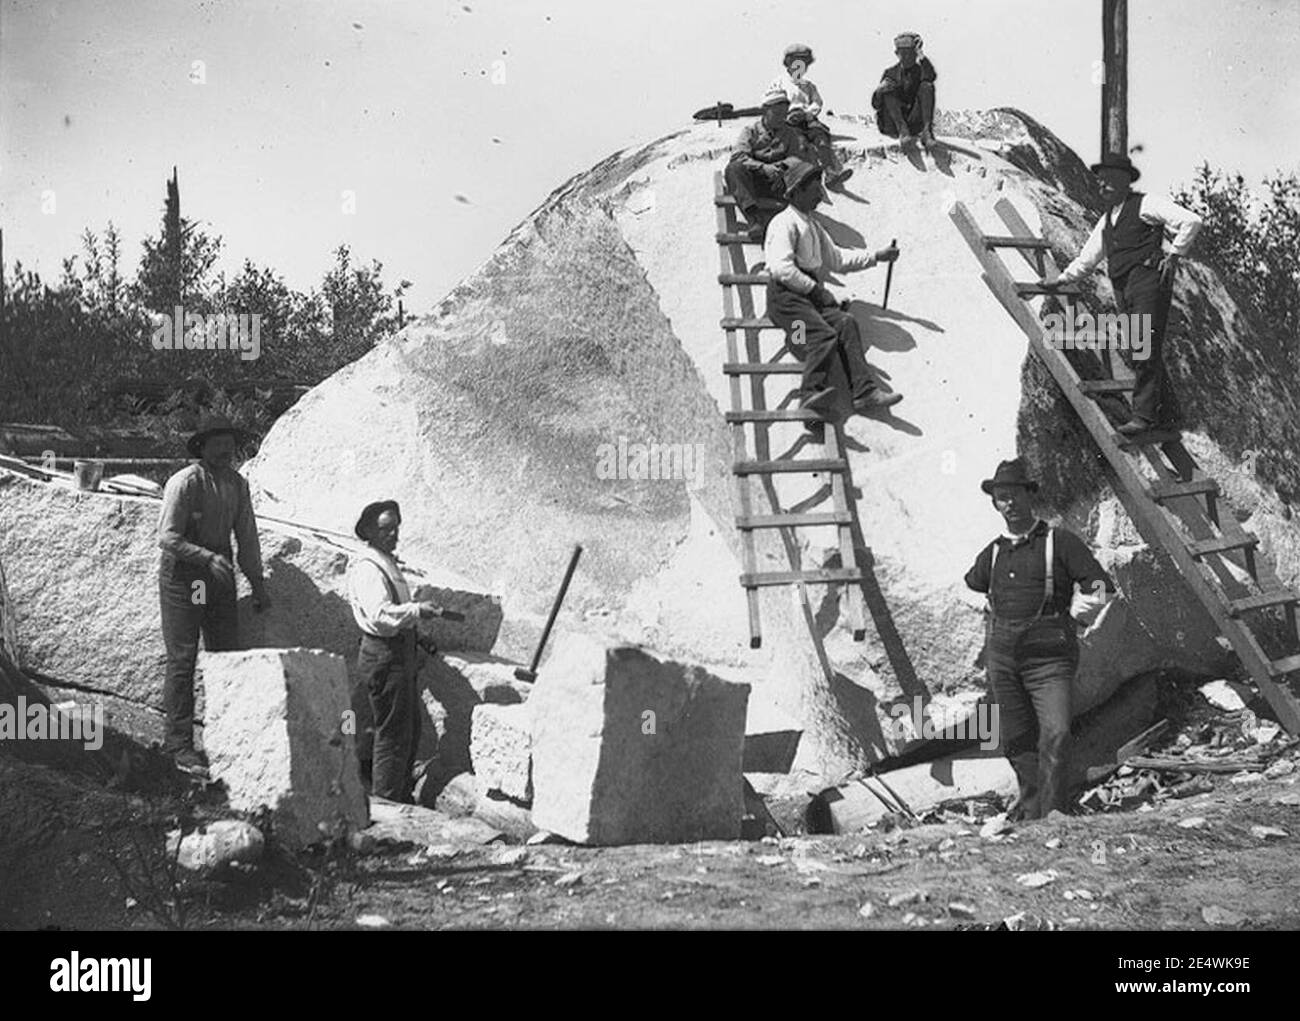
[964,459,1115,819]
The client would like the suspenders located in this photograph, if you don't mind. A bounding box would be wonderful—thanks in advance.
[988,526,1055,620]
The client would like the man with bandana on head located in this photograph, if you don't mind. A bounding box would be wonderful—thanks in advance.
[768,43,852,189]
[872,32,938,149]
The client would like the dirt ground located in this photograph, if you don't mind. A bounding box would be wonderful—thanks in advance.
[4,736,1298,932]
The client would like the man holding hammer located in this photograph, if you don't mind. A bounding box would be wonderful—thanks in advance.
[764,159,903,427]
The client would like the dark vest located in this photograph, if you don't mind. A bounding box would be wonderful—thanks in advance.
[1102,192,1164,282]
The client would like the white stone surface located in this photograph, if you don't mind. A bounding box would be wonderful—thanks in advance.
[470,702,533,802]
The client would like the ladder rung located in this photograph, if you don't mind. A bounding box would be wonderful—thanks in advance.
[718,273,771,286]
[736,512,853,529]
[984,235,1052,250]
[726,409,822,423]
[740,568,863,588]
[734,458,847,476]
[715,195,784,210]
[717,232,761,245]
[1149,478,1219,502]
[721,316,778,330]
[1187,535,1259,558]
[1117,429,1184,451]
[1229,591,1300,616]
[1078,379,1135,394]
[723,362,804,375]
[1269,654,1300,677]
[1016,281,1081,297]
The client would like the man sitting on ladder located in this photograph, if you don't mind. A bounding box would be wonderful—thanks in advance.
[1051,154,1202,436]
[763,159,902,428]
[724,87,814,242]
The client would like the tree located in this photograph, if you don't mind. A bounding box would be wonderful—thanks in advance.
[132,169,223,315]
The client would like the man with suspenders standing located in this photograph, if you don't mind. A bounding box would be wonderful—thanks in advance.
[964,459,1116,820]
[348,500,445,802]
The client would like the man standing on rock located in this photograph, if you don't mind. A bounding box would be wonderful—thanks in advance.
[348,500,444,803]
[725,90,813,242]
[157,415,270,777]
[764,159,902,426]
[871,32,938,149]
[964,459,1115,820]
[1052,154,1202,436]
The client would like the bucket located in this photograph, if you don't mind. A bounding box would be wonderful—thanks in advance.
[73,460,103,492]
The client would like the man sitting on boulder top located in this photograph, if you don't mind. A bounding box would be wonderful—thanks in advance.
[724,89,815,241]
[767,43,852,190]
[764,159,902,427]
[348,500,445,803]
[1050,153,1202,436]
[964,458,1115,820]
[871,32,937,149]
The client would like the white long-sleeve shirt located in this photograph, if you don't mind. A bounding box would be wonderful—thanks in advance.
[1058,194,1202,284]
[348,547,422,637]
[768,71,823,118]
[764,205,877,294]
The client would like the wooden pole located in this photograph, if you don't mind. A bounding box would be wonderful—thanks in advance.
[1101,0,1128,157]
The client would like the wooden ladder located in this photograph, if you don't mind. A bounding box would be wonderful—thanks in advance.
[950,197,1300,734]
[715,172,867,648]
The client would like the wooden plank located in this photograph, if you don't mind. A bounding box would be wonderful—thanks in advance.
[715,194,784,209]
[734,458,847,475]
[723,362,803,375]
[726,409,822,423]
[1015,281,1081,297]
[721,316,778,330]
[1229,591,1299,616]
[718,273,770,285]
[1148,478,1219,502]
[736,512,852,529]
[1078,378,1135,394]
[1117,429,1184,451]
[1187,535,1259,558]
[1269,654,1300,677]
[983,235,1052,250]
[716,232,761,245]
[951,199,1300,734]
[740,568,863,588]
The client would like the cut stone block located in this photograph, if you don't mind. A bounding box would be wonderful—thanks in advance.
[529,633,750,845]
[363,797,502,847]
[433,772,538,842]
[199,648,367,847]
[470,703,533,802]
[414,652,533,777]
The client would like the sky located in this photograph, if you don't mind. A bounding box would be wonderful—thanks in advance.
[2,0,1297,312]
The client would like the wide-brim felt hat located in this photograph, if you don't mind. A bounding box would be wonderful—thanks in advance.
[981,458,1040,495]
[186,414,257,458]
[355,499,402,540]
[783,158,823,194]
[1089,153,1141,182]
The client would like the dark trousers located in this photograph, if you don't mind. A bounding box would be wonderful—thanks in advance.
[159,555,239,753]
[723,159,785,220]
[1113,263,1174,424]
[767,281,878,406]
[985,616,1077,820]
[795,120,844,176]
[876,81,936,137]
[357,631,421,802]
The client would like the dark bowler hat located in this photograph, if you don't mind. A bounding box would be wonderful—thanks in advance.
[355,499,401,540]
[186,414,257,458]
[981,458,1040,495]
[1089,153,1141,182]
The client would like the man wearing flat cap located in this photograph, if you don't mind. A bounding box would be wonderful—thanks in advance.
[1052,154,1202,436]
[871,32,938,149]
[725,89,813,242]
[157,414,270,777]
[767,43,852,189]
[964,459,1115,819]
[764,159,903,425]
[348,500,445,802]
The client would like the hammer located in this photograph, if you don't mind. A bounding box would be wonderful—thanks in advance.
[515,544,583,683]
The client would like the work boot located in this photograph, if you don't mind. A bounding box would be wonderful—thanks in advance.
[1117,416,1156,436]
[919,127,936,149]
[896,128,916,148]
[853,390,903,415]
